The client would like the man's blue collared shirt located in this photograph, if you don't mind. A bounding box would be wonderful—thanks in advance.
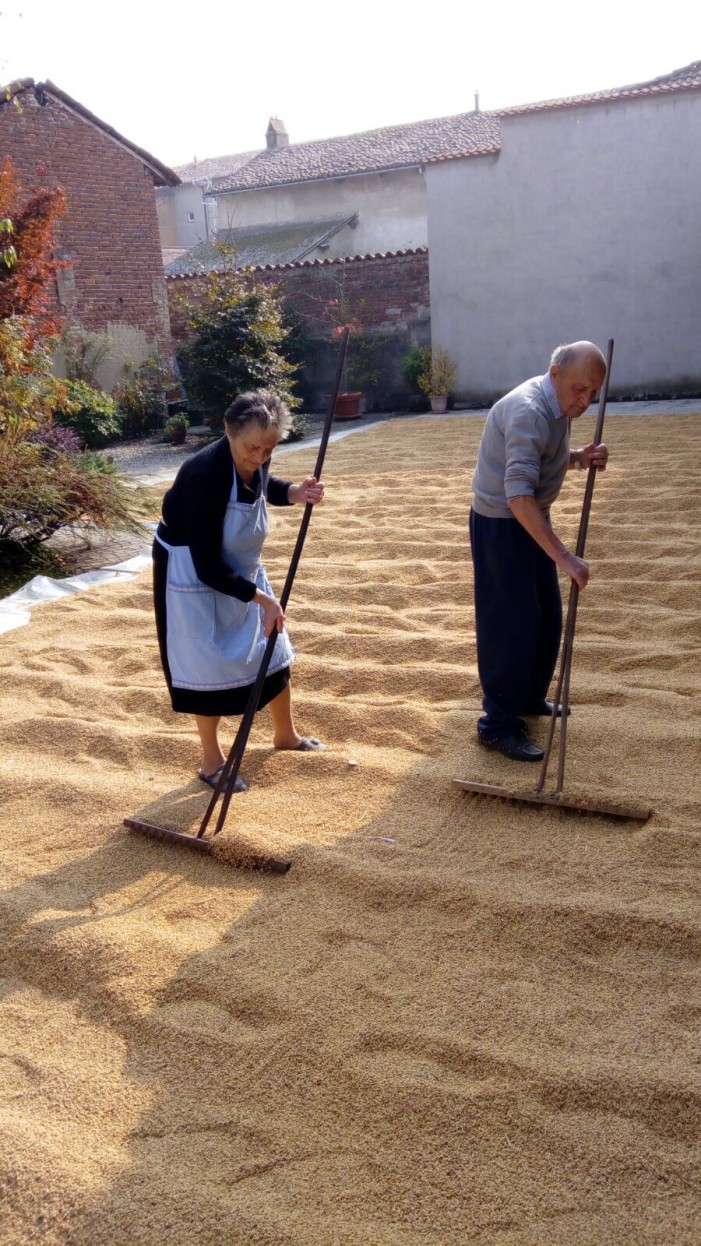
[541,372,565,421]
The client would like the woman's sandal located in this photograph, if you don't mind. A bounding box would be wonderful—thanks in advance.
[197,764,248,793]
[294,737,328,751]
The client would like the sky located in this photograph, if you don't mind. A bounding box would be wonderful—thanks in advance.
[1,0,698,169]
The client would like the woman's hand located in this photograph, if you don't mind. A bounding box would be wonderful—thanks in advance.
[288,476,325,505]
[254,590,285,636]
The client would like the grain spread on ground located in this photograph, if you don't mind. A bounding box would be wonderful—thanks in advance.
[1,414,700,1244]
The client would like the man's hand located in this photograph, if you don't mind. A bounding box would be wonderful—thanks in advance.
[556,550,590,591]
[288,476,325,505]
[581,442,609,470]
[507,494,591,589]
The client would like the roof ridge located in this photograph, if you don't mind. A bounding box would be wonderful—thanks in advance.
[171,58,701,192]
[209,113,500,194]
[499,59,701,117]
[1,78,179,186]
[251,107,499,153]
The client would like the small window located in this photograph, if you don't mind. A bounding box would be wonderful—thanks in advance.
[187,211,196,222]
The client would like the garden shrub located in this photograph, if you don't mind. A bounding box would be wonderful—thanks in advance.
[0,439,141,547]
[179,271,298,420]
[27,420,84,454]
[114,380,165,438]
[113,355,174,438]
[0,316,68,448]
[403,346,432,390]
[0,157,67,325]
[62,328,113,387]
[286,411,307,442]
[0,159,142,593]
[53,379,121,447]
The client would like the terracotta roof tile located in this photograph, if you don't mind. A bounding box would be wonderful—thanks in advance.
[166,246,428,278]
[209,113,500,192]
[162,247,189,265]
[169,59,701,193]
[173,150,261,184]
[499,60,701,117]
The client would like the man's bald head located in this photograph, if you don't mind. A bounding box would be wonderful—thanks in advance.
[549,341,607,419]
[550,341,607,373]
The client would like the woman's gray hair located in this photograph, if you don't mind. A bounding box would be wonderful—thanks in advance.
[223,389,292,440]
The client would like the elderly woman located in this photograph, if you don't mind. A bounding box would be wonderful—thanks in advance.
[153,389,325,791]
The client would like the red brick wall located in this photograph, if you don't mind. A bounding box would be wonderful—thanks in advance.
[167,251,431,411]
[259,249,430,333]
[167,250,430,345]
[0,89,171,350]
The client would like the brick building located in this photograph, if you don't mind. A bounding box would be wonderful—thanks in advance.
[0,79,180,385]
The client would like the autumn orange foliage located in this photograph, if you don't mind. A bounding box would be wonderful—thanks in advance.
[0,157,69,445]
[0,155,67,330]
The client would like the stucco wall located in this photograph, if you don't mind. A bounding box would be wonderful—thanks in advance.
[426,93,701,401]
[156,183,210,248]
[213,167,428,258]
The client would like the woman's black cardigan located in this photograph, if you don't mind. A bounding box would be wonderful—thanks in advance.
[156,436,292,603]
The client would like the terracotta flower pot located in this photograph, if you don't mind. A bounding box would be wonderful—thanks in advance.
[334,391,363,419]
[169,427,187,445]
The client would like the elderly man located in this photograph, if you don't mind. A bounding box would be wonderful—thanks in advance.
[469,341,609,762]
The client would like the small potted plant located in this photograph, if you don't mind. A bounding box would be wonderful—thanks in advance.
[164,412,190,445]
[418,346,457,413]
[344,334,381,415]
[334,389,362,419]
[325,295,367,419]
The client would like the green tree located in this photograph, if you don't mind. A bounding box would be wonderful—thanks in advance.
[179,269,298,423]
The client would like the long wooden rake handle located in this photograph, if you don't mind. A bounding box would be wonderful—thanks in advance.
[536,337,614,795]
[197,328,351,840]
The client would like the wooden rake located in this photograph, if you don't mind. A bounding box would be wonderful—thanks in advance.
[454,339,651,822]
[125,329,351,869]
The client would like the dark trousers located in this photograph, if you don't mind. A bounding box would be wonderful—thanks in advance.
[469,508,562,739]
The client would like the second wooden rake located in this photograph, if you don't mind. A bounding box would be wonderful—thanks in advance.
[454,339,651,822]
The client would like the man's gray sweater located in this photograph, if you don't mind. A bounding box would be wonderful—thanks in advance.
[471,375,570,519]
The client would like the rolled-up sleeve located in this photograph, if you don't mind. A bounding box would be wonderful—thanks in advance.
[503,405,550,501]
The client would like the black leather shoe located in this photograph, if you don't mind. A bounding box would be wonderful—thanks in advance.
[526,700,571,717]
[479,731,545,762]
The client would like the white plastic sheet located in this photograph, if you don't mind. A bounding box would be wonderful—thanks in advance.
[0,547,153,635]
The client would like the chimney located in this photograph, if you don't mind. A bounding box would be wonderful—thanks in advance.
[266,118,289,150]
[473,91,480,112]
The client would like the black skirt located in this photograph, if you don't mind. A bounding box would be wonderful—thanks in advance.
[152,540,291,717]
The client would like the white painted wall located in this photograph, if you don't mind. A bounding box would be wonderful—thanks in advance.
[213,166,428,257]
[427,93,701,400]
[156,183,209,248]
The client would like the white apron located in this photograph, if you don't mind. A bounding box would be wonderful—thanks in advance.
[159,473,295,691]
